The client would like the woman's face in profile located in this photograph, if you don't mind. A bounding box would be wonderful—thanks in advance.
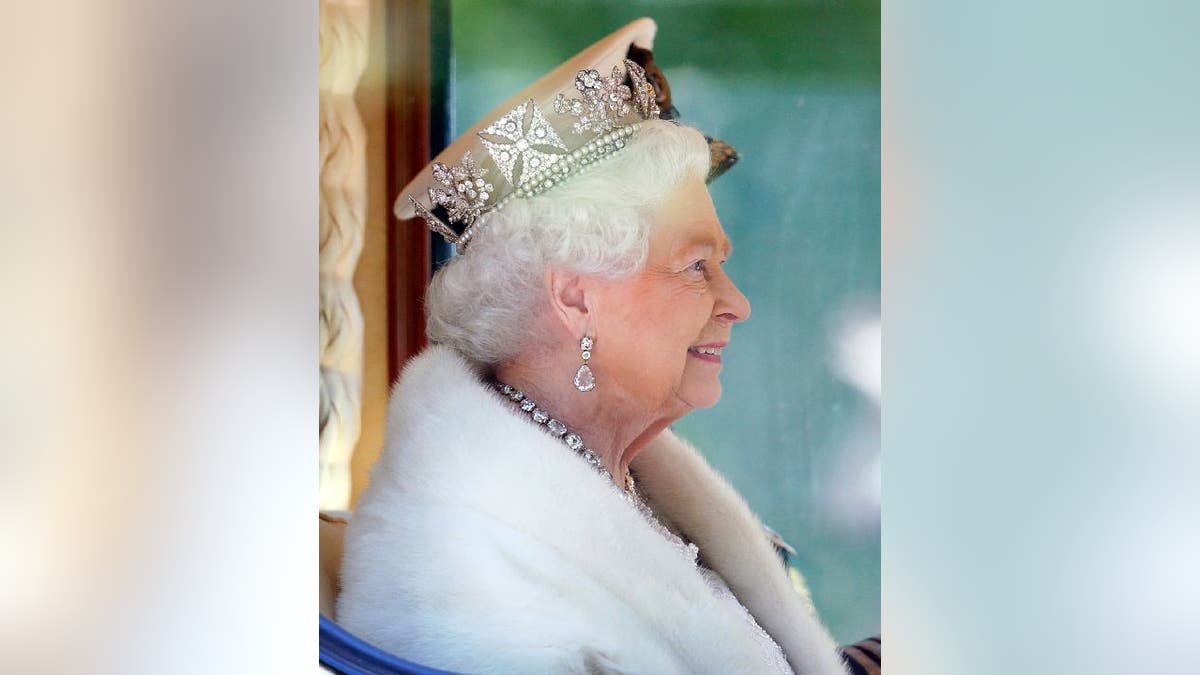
[591,177,751,415]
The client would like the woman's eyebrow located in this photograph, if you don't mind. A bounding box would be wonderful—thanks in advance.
[672,227,731,258]
[673,237,715,257]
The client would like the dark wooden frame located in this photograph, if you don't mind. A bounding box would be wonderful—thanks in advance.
[385,0,434,383]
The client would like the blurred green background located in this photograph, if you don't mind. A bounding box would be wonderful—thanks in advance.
[450,0,879,643]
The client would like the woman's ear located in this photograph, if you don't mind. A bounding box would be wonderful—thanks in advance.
[545,266,591,338]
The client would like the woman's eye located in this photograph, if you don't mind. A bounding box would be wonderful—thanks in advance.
[688,260,707,273]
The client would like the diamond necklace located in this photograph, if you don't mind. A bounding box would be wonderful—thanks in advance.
[492,380,702,565]
[493,381,638,497]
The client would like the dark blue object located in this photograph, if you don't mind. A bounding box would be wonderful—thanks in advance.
[319,614,462,675]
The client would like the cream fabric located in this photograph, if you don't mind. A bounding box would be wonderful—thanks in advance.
[395,18,657,220]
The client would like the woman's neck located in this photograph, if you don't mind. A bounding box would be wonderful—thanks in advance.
[494,360,673,487]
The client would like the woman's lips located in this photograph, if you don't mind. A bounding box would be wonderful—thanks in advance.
[687,343,725,363]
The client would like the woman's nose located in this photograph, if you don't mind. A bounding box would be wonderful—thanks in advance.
[715,270,751,323]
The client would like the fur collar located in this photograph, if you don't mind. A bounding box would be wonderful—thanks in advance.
[338,345,846,675]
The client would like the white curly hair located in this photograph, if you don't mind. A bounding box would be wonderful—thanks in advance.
[425,119,711,366]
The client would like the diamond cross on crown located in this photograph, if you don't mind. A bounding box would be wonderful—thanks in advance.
[478,100,568,188]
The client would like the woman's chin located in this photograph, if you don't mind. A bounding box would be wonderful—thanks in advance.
[680,381,722,410]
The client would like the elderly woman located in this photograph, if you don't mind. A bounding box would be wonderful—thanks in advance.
[337,19,854,675]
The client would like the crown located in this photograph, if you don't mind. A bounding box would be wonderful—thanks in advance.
[407,59,661,250]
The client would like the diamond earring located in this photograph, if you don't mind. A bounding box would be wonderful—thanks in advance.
[573,336,595,392]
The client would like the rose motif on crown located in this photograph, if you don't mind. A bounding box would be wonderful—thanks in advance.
[553,65,634,135]
[424,151,493,226]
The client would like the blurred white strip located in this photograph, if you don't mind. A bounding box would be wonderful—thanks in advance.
[834,310,882,405]
[1098,199,1200,407]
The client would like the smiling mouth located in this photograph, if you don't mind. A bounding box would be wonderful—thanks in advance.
[687,344,725,362]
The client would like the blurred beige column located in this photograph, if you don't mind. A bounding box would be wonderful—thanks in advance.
[319,0,368,509]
